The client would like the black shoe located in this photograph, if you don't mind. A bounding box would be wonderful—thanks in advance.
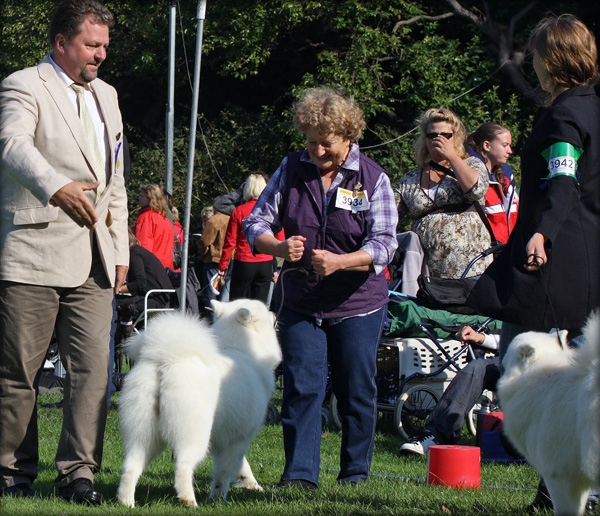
[275,479,317,490]
[58,478,102,505]
[526,478,552,513]
[0,483,35,498]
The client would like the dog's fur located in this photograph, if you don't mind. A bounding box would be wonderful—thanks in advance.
[117,299,282,508]
[498,312,600,516]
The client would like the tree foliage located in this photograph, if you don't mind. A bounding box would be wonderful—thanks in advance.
[1,0,598,227]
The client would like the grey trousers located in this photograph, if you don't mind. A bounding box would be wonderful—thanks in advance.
[426,356,501,444]
[0,252,112,488]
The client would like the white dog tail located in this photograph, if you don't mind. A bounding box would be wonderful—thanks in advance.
[579,311,600,484]
[576,311,600,373]
[125,311,219,365]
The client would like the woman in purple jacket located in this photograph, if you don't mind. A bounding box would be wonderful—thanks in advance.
[244,86,398,489]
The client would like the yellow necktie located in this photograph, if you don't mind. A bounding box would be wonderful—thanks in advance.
[71,83,105,199]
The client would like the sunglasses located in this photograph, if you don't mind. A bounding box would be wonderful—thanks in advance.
[426,132,453,140]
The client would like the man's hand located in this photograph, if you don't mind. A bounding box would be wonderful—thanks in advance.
[114,265,128,295]
[50,181,100,229]
[455,325,485,345]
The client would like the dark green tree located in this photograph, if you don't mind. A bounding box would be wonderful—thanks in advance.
[2,0,598,226]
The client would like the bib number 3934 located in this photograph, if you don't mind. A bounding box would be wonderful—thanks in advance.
[335,188,370,213]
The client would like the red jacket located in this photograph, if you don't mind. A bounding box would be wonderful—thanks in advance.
[484,180,519,244]
[135,207,175,269]
[218,200,283,271]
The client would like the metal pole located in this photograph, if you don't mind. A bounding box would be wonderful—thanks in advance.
[165,0,176,194]
[179,0,207,311]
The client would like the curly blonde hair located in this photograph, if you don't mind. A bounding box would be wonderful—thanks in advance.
[140,184,169,217]
[293,86,366,142]
[529,14,599,99]
[414,108,468,168]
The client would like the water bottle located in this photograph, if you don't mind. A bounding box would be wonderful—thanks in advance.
[475,397,491,447]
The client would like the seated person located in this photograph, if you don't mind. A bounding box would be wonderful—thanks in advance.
[116,228,174,325]
[400,325,499,455]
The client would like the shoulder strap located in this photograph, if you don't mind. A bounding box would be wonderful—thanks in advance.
[473,201,499,245]
[414,203,472,221]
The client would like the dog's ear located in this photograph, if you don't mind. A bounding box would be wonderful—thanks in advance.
[557,329,569,349]
[517,343,536,367]
[211,300,224,319]
[236,307,253,327]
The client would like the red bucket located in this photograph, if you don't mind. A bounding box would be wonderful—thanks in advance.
[427,445,480,489]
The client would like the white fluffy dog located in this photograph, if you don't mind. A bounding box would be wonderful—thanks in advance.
[498,312,600,516]
[116,299,282,508]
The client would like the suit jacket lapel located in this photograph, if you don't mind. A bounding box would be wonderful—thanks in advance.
[39,59,106,187]
[38,60,91,158]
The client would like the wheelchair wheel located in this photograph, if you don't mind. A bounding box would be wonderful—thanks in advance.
[394,384,439,441]
[329,393,342,430]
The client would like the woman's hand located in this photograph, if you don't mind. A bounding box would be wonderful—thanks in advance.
[280,235,306,262]
[431,134,459,163]
[311,249,342,276]
[524,232,547,271]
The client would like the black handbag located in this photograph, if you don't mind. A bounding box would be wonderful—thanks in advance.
[416,275,479,315]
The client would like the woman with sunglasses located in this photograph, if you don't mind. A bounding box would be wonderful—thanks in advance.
[395,108,491,279]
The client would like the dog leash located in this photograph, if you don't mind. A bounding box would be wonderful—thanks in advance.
[534,267,565,349]
[273,266,309,327]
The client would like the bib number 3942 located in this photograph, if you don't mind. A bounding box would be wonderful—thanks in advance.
[541,141,582,180]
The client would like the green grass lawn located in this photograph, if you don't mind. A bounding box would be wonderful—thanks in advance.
[0,390,547,516]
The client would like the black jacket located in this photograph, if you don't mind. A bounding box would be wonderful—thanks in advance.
[468,86,600,329]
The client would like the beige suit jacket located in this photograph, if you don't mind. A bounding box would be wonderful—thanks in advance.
[0,57,129,288]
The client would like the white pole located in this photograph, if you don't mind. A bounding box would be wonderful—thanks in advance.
[179,0,207,311]
[165,0,176,193]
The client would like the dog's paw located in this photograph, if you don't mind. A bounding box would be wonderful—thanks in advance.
[117,494,136,508]
[234,477,263,491]
[207,488,228,502]
[179,495,198,508]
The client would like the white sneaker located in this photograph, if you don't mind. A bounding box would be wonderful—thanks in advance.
[400,431,438,456]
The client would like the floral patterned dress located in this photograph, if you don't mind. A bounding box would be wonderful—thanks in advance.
[395,156,491,278]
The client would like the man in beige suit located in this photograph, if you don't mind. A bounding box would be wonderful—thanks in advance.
[0,0,128,505]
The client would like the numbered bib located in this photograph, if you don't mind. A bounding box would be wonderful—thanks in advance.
[335,187,370,213]
[541,142,582,180]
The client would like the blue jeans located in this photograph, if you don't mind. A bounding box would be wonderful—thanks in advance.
[277,306,386,485]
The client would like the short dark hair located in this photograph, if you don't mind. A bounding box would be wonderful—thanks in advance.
[49,0,114,46]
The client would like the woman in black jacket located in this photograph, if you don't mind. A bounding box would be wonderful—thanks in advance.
[468,14,600,344]
[467,14,600,513]
[117,228,174,321]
